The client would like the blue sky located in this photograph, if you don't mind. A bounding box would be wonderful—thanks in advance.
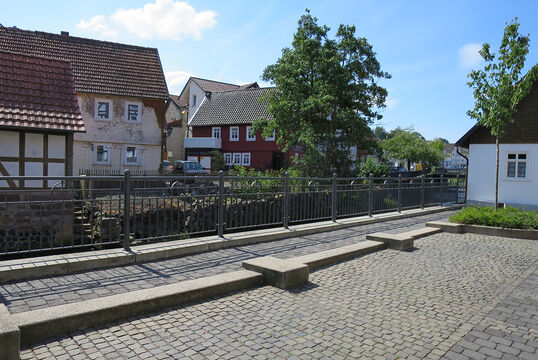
[3,0,538,142]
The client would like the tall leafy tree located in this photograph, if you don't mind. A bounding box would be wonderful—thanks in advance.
[255,10,390,176]
[381,128,444,170]
[467,18,538,209]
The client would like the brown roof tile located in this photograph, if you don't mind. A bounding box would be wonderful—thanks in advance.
[0,27,168,100]
[0,50,84,132]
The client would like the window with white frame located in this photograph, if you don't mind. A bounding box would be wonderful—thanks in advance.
[246,126,256,141]
[95,100,111,120]
[265,129,276,141]
[506,152,527,178]
[224,153,232,165]
[95,145,109,164]
[125,102,141,122]
[212,127,221,139]
[230,126,239,141]
[242,153,251,166]
[125,146,139,165]
[233,153,242,165]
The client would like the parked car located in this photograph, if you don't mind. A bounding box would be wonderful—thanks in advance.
[174,160,209,175]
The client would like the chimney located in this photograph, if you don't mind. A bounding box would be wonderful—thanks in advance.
[61,31,69,37]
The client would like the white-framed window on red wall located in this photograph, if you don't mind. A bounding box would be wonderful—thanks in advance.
[242,153,251,166]
[246,126,256,141]
[212,127,221,138]
[224,153,232,165]
[230,126,239,141]
[233,153,242,165]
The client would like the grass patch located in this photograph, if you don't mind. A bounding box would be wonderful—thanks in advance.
[449,206,538,229]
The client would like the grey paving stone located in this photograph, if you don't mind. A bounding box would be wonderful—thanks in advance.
[18,230,538,359]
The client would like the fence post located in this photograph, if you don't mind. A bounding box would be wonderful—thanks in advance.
[122,169,131,250]
[368,173,373,217]
[456,174,460,204]
[331,173,337,222]
[218,170,224,237]
[421,174,425,209]
[440,174,444,207]
[283,172,290,229]
[397,174,402,213]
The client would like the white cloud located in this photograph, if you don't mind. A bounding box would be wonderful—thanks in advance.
[458,43,484,69]
[77,0,217,41]
[165,70,194,95]
[76,15,117,38]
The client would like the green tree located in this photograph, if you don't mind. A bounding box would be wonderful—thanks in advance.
[255,10,390,177]
[430,138,447,153]
[210,150,226,172]
[467,18,538,209]
[373,126,389,140]
[357,157,390,177]
[381,128,444,171]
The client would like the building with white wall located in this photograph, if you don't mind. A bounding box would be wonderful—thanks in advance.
[456,80,538,209]
[0,26,169,174]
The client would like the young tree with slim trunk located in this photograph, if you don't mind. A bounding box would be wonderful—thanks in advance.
[255,10,390,177]
[467,18,538,209]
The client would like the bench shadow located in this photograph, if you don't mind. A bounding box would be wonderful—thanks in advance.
[288,282,319,294]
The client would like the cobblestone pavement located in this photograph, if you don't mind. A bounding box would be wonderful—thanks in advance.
[0,211,453,314]
[20,232,537,359]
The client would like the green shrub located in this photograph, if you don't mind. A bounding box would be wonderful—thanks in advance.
[357,158,390,178]
[449,206,538,229]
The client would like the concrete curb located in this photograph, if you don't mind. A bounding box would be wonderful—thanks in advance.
[0,305,19,360]
[426,221,538,240]
[365,227,441,250]
[0,205,461,283]
[13,270,262,346]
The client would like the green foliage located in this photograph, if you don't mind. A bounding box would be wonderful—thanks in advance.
[210,150,226,172]
[450,206,538,229]
[357,158,390,178]
[467,18,538,139]
[255,9,390,177]
[229,165,303,193]
[373,126,388,140]
[381,128,444,170]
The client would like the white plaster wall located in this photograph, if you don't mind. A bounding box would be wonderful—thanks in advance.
[48,135,66,159]
[0,131,19,157]
[188,82,206,122]
[73,141,161,173]
[73,93,163,173]
[468,143,538,207]
[165,103,185,162]
[25,133,43,157]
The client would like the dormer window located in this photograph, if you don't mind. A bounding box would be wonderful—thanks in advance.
[125,102,141,122]
[95,99,112,120]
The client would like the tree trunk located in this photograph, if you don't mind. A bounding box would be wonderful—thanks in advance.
[407,159,411,171]
[494,136,500,211]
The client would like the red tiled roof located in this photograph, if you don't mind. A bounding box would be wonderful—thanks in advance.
[0,51,85,132]
[0,27,168,100]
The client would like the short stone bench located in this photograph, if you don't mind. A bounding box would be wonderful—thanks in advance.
[366,227,441,251]
[242,256,309,289]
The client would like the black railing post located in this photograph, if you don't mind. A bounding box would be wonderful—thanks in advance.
[283,172,290,229]
[368,173,373,217]
[397,174,402,213]
[218,170,224,237]
[456,174,460,204]
[331,173,337,222]
[122,169,131,250]
[440,174,444,206]
[421,174,425,209]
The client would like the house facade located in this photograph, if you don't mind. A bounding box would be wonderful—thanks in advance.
[186,87,301,170]
[443,144,468,169]
[0,27,169,174]
[456,80,538,209]
[0,51,85,188]
[166,77,259,165]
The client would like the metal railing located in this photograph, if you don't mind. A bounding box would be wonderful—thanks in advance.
[0,173,465,256]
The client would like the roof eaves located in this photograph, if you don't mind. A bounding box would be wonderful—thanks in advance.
[455,124,480,148]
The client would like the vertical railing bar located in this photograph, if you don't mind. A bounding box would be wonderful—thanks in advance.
[218,171,224,237]
[331,173,337,222]
[368,174,373,217]
[397,174,402,213]
[122,169,131,250]
[283,172,289,229]
[440,174,444,207]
